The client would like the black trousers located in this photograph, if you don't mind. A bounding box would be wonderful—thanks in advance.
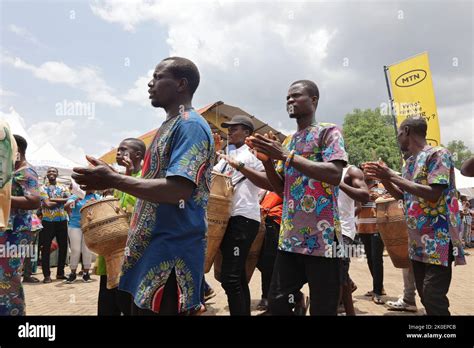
[39,220,68,277]
[411,244,454,316]
[98,275,132,316]
[268,250,340,316]
[257,217,280,299]
[23,230,39,278]
[220,215,260,316]
[130,269,179,316]
[360,233,384,295]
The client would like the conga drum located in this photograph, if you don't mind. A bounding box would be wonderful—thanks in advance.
[80,197,129,289]
[213,214,265,283]
[204,172,233,273]
[376,197,410,268]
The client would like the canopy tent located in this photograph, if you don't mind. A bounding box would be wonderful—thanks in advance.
[455,167,474,199]
[99,101,288,164]
[29,142,83,177]
[0,107,38,153]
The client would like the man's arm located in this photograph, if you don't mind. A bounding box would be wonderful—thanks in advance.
[11,195,41,210]
[339,166,370,203]
[112,174,195,204]
[262,160,284,196]
[290,157,345,186]
[461,157,474,177]
[50,198,70,204]
[379,180,404,201]
[42,198,58,209]
[216,153,274,191]
[365,163,445,203]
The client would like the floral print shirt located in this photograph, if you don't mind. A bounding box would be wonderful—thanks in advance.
[6,164,40,232]
[276,123,348,257]
[119,109,214,313]
[403,145,466,267]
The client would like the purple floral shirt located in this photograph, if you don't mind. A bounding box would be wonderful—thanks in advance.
[403,145,466,267]
[276,123,348,257]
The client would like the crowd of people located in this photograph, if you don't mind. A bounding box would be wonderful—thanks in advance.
[1,56,472,316]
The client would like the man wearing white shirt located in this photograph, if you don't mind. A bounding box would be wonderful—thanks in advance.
[337,165,369,315]
[213,115,264,316]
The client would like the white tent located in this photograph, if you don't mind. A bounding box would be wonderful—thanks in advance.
[29,142,82,177]
[0,107,38,153]
[455,168,474,199]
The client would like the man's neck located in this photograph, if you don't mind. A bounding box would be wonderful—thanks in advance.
[48,180,57,186]
[296,114,316,131]
[132,162,142,175]
[233,141,245,149]
[14,158,26,170]
[408,137,428,157]
[164,100,193,121]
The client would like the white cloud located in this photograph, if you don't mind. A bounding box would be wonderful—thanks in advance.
[0,87,17,97]
[1,53,122,107]
[8,24,43,46]
[123,70,153,107]
[90,0,474,153]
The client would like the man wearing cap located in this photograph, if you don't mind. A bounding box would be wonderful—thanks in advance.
[213,115,264,316]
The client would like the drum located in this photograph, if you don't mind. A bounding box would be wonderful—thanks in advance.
[80,197,129,289]
[213,215,265,283]
[376,197,410,268]
[204,172,233,273]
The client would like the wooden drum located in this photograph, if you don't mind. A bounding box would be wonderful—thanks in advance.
[375,197,410,268]
[80,197,129,289]
[204,172,233,273]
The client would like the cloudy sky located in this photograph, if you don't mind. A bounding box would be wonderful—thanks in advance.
[1,0,472,164]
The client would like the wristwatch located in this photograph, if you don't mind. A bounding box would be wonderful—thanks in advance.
[236,161,245,171]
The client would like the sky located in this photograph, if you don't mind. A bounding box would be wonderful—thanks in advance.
[1,0,473,165]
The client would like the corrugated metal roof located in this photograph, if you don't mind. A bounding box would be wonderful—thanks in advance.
[99,101,287,164]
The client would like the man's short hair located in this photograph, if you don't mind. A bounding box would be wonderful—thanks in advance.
[400,117,428,137]
[47,167,58,173]
[122,138,146,159]
[13,134,27,155]
[162,57,200,96]
[291,80,320,99]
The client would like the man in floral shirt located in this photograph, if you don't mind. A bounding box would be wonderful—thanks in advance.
[365,117,465,315]
[250,80,348,315]
[0,135,40,315]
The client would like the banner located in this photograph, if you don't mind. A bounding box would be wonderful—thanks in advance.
[387,52,441,146]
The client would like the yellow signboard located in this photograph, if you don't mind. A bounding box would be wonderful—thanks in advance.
[387,52,441,146]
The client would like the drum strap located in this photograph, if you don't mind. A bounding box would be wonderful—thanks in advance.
[221,162,247,188]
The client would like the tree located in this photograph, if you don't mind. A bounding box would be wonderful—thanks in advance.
[445,140,473,169]
[342,108,402,171]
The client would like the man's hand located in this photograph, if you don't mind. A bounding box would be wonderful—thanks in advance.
[248,133,289,161]
[363,161,396,181]
[72,155,118,191]
[217,153,240,169]
[122,152,135,176]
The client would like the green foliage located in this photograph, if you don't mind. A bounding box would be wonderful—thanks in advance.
[445,140,473,169]
[342,108,402,171]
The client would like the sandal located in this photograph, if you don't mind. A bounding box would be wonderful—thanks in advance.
[386,297,417,312]
[372,294,385,305]
[364,289,386,297]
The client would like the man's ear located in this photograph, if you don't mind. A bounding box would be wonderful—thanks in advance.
[404,125,410,136]
[177,78,188,93]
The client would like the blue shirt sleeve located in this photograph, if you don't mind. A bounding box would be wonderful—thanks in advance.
[166,119,213,186]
